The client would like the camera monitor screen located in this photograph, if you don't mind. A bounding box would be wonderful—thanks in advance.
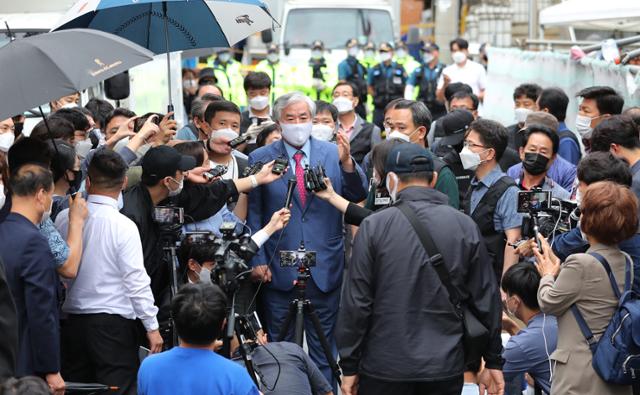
[517,190,551,213]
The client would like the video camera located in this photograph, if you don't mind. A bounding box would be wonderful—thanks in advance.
[517,189,580,240]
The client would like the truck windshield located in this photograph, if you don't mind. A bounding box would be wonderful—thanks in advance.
[283,8,394,49]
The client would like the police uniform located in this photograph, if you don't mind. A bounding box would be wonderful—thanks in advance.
[368,60,407,129]
[207,54,246,106]
[255,45,294,103]
[409,62,447,120]
[299,41,336,102]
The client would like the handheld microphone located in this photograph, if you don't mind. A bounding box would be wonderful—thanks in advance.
[284,178,297,208]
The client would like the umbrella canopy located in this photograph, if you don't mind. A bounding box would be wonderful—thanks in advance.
[540,0,640,32]
[53,0,276,53]
[0,28,154,120]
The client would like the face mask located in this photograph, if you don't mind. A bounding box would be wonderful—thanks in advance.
[311,124,335,141]
[423,53,434,63]
[0,184,5,209]
[68,170,83,193]
[365,50,375,59]
[332,97,353,114]
[218,52,231,63]
[210,128,239,141]
[311,50,323,60]
[348,47,359,57]
[167,177,184,197]
[267,53,279,63]
[198,266,212,284]
[452,51,467,64]
[379,52,392,62]
[74,139,93,159]
[249,95,269,111]
[514,108,533,124]
[182,79,197,89]
[396,49,407,58]
[385,172,399,202]
[0,133,14,152]
[575,188,583,206]
[41,195,53,224]
[387,130,410,142]
[522,152,550,176]
[504,296,518,317]
[575,114,594,138]
[459,146,483,171]
[61,102,78,109]
[117,191,124,210]
[280,122,312,147]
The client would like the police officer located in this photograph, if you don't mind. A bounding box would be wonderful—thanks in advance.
[368,42,407,129]
[394,40,420,76]
[302,40,335,102]
[405,43,447,120]
[255,44,294,104]
[207,48,246,106]
[338,38,368,120]
[360,41,377,71]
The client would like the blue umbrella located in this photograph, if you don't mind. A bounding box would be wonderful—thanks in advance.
[53,0,277,110]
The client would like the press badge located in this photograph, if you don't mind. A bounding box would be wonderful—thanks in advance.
[375,194,391,206]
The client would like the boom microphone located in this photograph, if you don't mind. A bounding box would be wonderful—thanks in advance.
[284,178,297,208]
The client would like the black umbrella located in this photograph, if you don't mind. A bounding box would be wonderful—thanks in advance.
[65,381,118,394]
[0,28,155,120]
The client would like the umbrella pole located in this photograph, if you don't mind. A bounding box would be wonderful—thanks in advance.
[162,2,174,117]
[38,106,76,194]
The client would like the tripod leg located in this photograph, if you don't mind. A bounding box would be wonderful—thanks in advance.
[306,302,342,385]
[294,299,304,347]
[277,301,297,342]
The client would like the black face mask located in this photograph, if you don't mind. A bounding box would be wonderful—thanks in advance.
[14,122,23,137]
[68,170,83,194]
[522,152,549,176]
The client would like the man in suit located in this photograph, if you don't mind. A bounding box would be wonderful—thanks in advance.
[247,92,368,388]
[0,258,18,381]
[0,164,64,394]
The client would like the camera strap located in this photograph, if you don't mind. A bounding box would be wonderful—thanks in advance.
[395,201,464,313]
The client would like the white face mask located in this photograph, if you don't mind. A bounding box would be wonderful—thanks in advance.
[348,47,359,57]
[74,139,93,159]
[423,53,434,64]
[0,133,14,152]
[575,188,583,206]
[311,50,323,60]
[379,52,392,63]
[452,51,467,65]
[387,130,410,142]
[210,128,239,141]
[0,184,5,209]
[332,97,354,114]
[167,177,184,197]
[218,52,231,63]
[280,122,312,147]
[198,266,212,284]
[575,114,595,138]
[117,191,124,210]
[41,196,53,224]
[365,50,375,59]
[385,172,399,202]
[396,49,407,58]
[514,108,533,124]
[459,146,484,171]
[61,102,78,109]
[249,95,269,111]
[311,124,335,141]
[267,53,279,63]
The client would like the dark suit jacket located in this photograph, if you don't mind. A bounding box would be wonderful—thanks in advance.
[0,257,18,379]
[0,213,60,376]
[247,138,368,292]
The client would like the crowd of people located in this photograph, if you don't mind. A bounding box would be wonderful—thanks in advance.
[0,35,639,395]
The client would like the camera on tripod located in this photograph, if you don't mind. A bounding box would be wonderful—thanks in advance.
[154,206,184,227]
[280,243,317,268]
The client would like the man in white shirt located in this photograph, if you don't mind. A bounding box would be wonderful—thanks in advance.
[436,38,487,102]
[55,149,161,395]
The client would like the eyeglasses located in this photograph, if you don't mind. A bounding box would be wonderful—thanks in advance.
[463,141,486,150]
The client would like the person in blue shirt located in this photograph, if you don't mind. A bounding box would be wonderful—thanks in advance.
[501,262,557,395]
[367,42,407,129]
[537,88,581,165]
[338,38,369,120]
[404,43,447,120]
[138,283,259,395]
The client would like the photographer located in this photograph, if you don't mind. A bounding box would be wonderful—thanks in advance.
[137,283,259,395]
[55,149,161,395]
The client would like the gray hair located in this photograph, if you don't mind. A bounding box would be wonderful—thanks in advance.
[385,99,433,129]
[190,93,222,119]
[272,92,316,123]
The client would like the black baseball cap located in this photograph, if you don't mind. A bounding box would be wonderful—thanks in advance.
[438,109,475,146]
[198,67,215,82]
[422,42,439,52]
[385,143,434,174]
[142,145,196,184]
[312,40,324,50]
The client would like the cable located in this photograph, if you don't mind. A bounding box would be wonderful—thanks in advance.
[247,228,285,314]
[549,198,563,248]
[257,343,282,391]
[542,313,554,383]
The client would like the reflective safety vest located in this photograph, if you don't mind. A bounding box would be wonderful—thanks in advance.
[206,58,246,106]
[395,55,420,76]
[296,58,338,102]
[255,60,295,104]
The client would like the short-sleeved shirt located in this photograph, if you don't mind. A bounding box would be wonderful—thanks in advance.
[338,56,367,81]
[138,347,259,395]
[512,172,571,201]
[367,62,397,85]
[469,165,523,232]
[503,313,558,394]
[436,60,487,95]
[407,63,442,86]
[39,217,69,268]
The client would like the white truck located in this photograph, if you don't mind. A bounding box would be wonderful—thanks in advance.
[247,0,400,73]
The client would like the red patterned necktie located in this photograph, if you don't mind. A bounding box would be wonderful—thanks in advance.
[293,151,307,206]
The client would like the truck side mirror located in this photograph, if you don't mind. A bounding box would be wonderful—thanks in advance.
[261,29,273,44]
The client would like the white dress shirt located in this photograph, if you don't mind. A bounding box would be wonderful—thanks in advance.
[55,194,159,331]
[437,59,487,95]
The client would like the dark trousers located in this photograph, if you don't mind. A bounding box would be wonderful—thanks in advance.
[61,314,140,395]
[260,280,340,392]
[359,375,464,395]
